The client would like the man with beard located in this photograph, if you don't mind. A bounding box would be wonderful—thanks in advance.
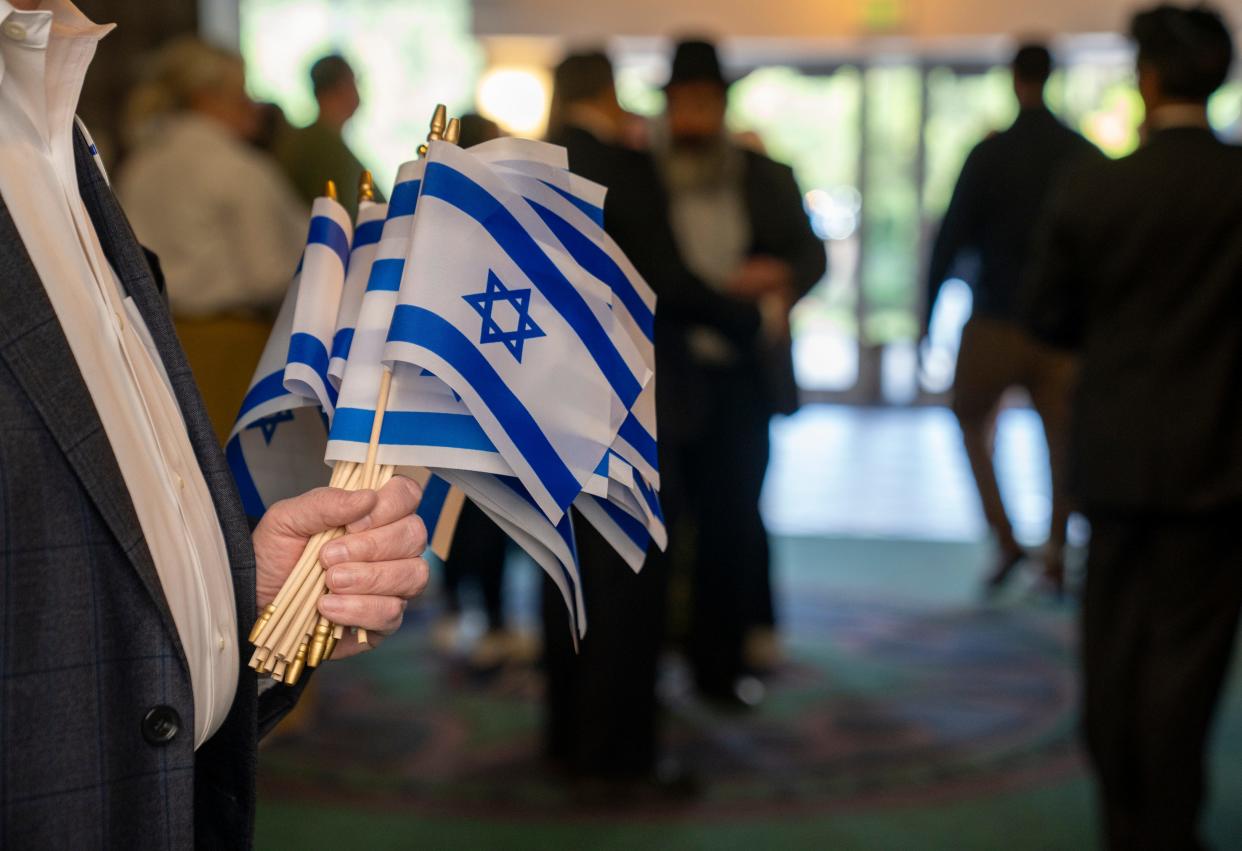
[655,39,826,704]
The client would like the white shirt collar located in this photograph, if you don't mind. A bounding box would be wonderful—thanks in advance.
[0,0,113,84]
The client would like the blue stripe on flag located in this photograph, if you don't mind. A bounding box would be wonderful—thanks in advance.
[416,475,451,536]
[235,369,287,423]
[366,258,404,292]
[635,472,665,525]
[330,328,355,363]
[287,332,338,407]
[387,304,581,512]
[389,179,421,218]
[422,162,641,408]
[538,179,605,227]
[226,436,266,518]
[527,200,655,342]
[599,496,650,550]
[331,407,497,451]
[306,215,351,269]
[618,413,659,472]
[353,219,384,248]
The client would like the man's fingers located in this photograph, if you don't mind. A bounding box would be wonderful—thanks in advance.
[269,487,378,538]
[345,475,423,534]
[325,557,430,600]
[320,513,427,567]
[318,593,407,634]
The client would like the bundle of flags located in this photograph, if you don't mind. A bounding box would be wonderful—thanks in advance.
[229,107,664,683]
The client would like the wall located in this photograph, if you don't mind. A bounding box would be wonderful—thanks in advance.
[473,0,1242,41]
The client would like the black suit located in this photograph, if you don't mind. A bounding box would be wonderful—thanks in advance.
[670,145,826,695]
[1025,125,1242,850]
[539,126,760,776]
[0,130,303,848]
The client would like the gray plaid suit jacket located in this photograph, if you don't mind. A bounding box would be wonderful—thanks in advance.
[0,129,303,849]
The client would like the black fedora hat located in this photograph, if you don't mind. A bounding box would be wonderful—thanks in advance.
[664,39,730,89]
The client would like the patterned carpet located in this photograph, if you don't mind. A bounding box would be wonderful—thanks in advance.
[253,407,1242,848]
[252,536,1205,849]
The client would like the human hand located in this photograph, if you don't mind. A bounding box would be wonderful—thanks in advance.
[727,256,794,301]
[252,476,430,659]
[759,290,795,342]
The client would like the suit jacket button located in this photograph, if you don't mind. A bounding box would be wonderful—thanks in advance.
[142,705,181,745]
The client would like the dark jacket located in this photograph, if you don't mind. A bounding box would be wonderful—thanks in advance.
[0,129,302,849]
[550,125,762,445]
[737,147,827,415]
[928,108,1100,324]
[1024,126,1242,513]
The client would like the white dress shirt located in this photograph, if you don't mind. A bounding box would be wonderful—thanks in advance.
[0,0,239,748]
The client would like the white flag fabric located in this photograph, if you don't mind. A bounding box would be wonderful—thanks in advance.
[479,155,666,559]
[500,169,661,489]
[439,468,585,639]
[283,196,352,416]
[226,274,332,517]
[324,160,423,465]
[383,141,652,524]
[329,200,388,388]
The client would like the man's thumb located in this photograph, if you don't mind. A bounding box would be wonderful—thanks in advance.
[276,487,378,537]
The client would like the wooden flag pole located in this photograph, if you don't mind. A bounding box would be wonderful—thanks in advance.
[350,107,459,649]
[247,177,365,684]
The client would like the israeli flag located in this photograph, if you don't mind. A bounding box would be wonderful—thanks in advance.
[284,196,352,415]
[355,138,629,485]
[383,141,652,524]
[226,276,333,518]
[324,160,424,465]
[482,154,666,558]
[322,161,507,478]
[494,165,661,491]
[329,200,388,387]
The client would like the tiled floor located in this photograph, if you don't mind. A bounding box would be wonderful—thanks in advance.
[764,403,1063,545]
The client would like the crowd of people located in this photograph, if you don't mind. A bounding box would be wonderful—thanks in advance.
[2,0,1240,847]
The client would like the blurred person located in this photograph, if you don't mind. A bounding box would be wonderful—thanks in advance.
[0,2,430,846]
[925,44,1100,596]
[540,50,762,788]
[118,37,308,441]
[654,39,826,700]
[1023,6,1241,848]
[251,99,293,153]
[276,53,383,219]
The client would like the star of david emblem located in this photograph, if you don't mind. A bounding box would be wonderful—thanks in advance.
[463,270,546,363]
[246,409,295,445]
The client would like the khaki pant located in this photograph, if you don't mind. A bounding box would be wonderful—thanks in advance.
[952,316,1078,555]
[174,316,273,446]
